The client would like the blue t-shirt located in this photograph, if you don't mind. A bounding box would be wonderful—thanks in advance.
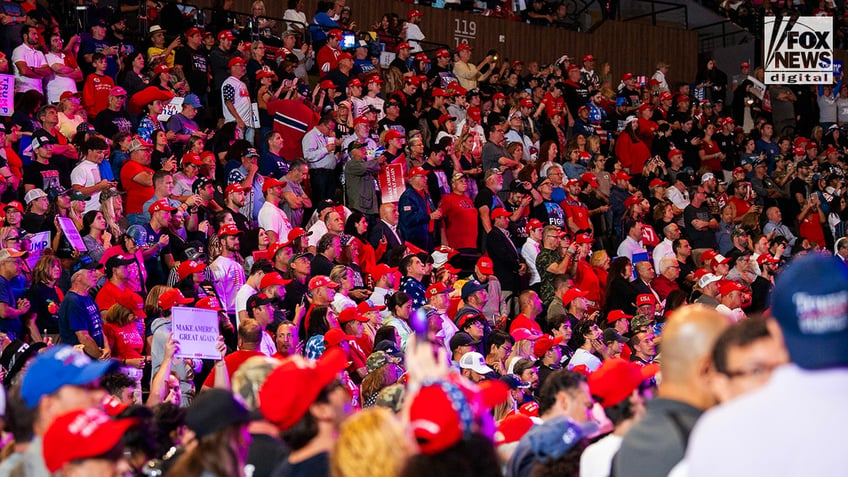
[58,291,104,351]
[259,151,289,179]
[0,275,21,339]
[78,37,119,79]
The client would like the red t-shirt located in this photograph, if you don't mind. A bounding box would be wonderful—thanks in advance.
[799,214,826,247]
[95,281,126,313]
[542,93,565,117]
[103,321,144,359]
[202,350,265,387]
[120,160,154,214]
[574,260,602,307]
[700,140,722,172]
[439,192,479,249]
[561,195,591,232]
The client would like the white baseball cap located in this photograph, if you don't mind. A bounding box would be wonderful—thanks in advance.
[459,352,494,375]
[698,273,721,289]
[24,188,47,205]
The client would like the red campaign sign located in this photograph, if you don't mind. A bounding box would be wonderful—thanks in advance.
[379,163,406,203]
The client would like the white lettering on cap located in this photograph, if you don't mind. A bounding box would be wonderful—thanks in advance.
[793,291,848,334]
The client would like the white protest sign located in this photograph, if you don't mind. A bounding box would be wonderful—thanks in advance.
[158,96,184,122]
[0,74,13,116]
[747,75,766,99]
[764,16,833,84]
[172,306,221,360]
[26,231,50,269]
[57,217,87,252]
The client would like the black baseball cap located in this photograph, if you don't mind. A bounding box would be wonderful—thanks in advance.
[449,332,479,352]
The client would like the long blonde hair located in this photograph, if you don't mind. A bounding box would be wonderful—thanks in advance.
[331,407,412,477]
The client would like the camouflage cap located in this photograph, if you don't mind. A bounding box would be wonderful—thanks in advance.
[374,383,406,413]
[631,314,655,332]
[366,351,390,374]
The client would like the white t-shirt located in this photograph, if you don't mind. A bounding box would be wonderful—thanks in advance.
[234,283,257,327]
[258,201,293,243]
[70,160,102,212]
[580,433,623,477]
[11,43,46,94]
[259,330,276,356]
[222,76,253,125]
[210,255,246,314]
[44,52,78,104]
[307,221,328,248]
[568,348,602,371]
[404,23,425,52]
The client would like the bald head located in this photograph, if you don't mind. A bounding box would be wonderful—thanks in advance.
[659,305,730,408]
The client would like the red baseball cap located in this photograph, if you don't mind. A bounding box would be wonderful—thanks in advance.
[494,414,534,446]
[263,177,287,193]
[177,259,207,281]
[259,348,348,430]
[606,309,633,324]
[224,183,248,196]
[562,288,588,305]
[493,92,507,100]
[667,149,683,159]
[348,78,363,88]
[467,106,482,121]
[519,98,535,108]
[4,201,23,214]
[622,72,634,81]
[426,282,450,299]
[589,357,659,408]
[719,279,747,296]
[158,288,193,310]
[533,334,563,357]
[407,9,423,18]
[367,75,384,84]
[574,233,594,244]
[408,166,427,178]
[371,263,399,281]
[287,227,312,242]
[385,129,405,141]
[415,53,431,63]
[636,294,656,306]
[649,178,669,188]
[181,152,202,166]
[435,48,451,58]
[580,172,599,187]
[491,207,511,220]
[624,195,642,208]
[327,29,343,39]
[339,307,369,324]
[147,199,175,215]
[756,253,779,265]
[476,256,494,275]
[218,223,242,237]
[338,52,353,61]
[308,275,339,290]
[319,79,337,90]
[397,41,412,50]
[358,300,386,313]
[185,27,203,37]
[154,64,170,75]
[196,296,222,311]
[260,272,291,289]
[409,384,465,455]
[659,91,673,101]
[44,408,138,472]
[116,290,146,318]
[614,171,632,181]
[456,43,472,51]
[228,57,247,68]
[324,328,354,347]
[218,30,236,40]
[526,218,544,231]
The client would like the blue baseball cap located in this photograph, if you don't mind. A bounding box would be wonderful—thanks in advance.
[527,416,598,462]
[21,345,118,408]
[771,253,848,369]
[183,93,202,108]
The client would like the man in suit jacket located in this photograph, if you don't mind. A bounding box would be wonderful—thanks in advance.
[398,167,441,251]
[633,260,661,304]
[486,207,524,302]
[369,203,404,263]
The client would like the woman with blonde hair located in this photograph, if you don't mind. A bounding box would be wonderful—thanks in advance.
[331,407,412,477]
[505,337,536,374]
[100,188,127,240]
[330,265,357,313]
[454,131,481,199]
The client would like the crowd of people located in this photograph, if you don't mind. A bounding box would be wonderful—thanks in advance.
[0,0,843,476]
